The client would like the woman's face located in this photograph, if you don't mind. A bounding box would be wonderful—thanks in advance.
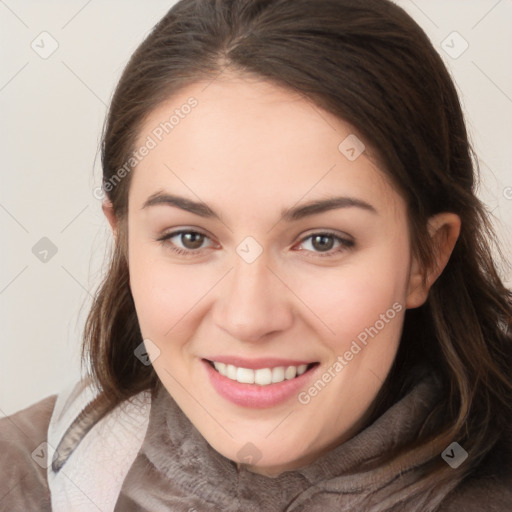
[125,73,419,476]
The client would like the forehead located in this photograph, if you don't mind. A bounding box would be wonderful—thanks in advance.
[129,74,402,221]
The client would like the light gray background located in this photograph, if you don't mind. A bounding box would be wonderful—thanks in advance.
[1,0,511,415]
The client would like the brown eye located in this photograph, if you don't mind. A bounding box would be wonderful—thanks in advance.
[180,232,205,249]
[157,229,214,255]
[297,232,355,258]
[311,234,335,252]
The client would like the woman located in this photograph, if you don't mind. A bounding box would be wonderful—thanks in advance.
[1,0,511,510]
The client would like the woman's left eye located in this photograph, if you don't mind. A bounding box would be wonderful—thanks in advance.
[296,232,354,257]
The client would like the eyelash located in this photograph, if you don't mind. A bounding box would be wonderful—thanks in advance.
[156,229,355,259]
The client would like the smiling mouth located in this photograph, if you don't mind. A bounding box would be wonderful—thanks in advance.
[205,360,318,386]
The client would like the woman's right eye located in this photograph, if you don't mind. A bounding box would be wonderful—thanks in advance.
[157,230,215,256]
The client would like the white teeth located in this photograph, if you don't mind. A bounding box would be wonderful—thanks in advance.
[254,368,272,386]
[297,364,308,376]
[214,362,226,374]
[271,366,285,384]
[212,361,311,386]
[285,366,297,380]
[237,367,255,384]
[226,364,237,380]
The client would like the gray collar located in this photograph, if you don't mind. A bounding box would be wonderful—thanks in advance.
[114,368,459,511]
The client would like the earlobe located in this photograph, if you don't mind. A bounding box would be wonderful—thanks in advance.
[102,200,118,237]
[406,213,461,309]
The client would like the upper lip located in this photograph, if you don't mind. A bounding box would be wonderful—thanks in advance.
[203,356,316,369]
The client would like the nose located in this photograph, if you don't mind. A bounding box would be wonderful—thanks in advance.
[212,256,294,343]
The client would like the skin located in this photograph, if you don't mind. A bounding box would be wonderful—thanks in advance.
[103,72,460,477]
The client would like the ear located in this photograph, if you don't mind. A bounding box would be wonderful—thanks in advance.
[406,212,461,309]
[102,200,118,237]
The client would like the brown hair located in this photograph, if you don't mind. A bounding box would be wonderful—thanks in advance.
[81,0,511,504]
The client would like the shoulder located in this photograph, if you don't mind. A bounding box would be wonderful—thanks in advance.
[0,394,57,511]
[438,438,512,512]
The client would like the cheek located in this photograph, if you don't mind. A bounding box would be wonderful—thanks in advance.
[128,241,206,338]
[287,241,410,350]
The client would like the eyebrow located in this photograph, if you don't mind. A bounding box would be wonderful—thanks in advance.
[141,191,377,221]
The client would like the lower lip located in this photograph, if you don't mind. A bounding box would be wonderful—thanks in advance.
[202,359,318,408]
